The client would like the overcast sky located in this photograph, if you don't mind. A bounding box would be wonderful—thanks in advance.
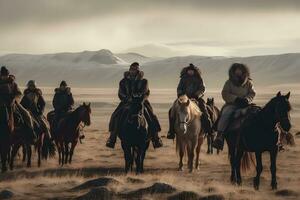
[1,0,300,57]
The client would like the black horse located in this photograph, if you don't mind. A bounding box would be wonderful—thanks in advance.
[119,96,150,174]
[206,98,220,155]
[226,92,292,190]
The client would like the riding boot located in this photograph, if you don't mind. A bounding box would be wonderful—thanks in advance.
[106,131,117,149]
[212,131,224,150]
[197,98,213,133]
[151,131,163,149]
[167,109,176,139]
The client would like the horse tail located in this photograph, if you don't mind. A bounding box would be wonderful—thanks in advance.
[241,152,255,173]
[42,136,56,160]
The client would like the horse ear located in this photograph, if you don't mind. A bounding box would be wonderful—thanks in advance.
[186,99,190,106]
[286,92,291,99]
[212,98,214,103]
[276,91,281,97]
[83,102,86,106]
[88,102,91,107]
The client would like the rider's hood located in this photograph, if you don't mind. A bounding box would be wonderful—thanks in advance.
[0,75,15,84]
[24,88,42,95]
[54,87,71,94]
[229,64,250,86]
[180,65,202,80]
[124,70,144,80]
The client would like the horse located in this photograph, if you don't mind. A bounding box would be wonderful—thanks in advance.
[9,109,56,170]
[171,95,204,173]
[119,95,150,174]
[206,98,221,155]
[48,103,91,166]
[0,106,12,173]
[226,92,292,190]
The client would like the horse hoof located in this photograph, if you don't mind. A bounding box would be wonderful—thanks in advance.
[271,182,277,190]
[178,167,183,171]
[189,169,193,173]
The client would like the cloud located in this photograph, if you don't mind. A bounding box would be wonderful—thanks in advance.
[1,0,300,56]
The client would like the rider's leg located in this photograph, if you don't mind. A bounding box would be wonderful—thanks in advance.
[197,98,213,133]
[106,102,124,148]
[167,107,176,139]
[16,103,37,142]
[213,105,237,150]
[144,101,163,148]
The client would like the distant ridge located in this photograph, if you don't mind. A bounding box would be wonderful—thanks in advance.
[1,50,300,88]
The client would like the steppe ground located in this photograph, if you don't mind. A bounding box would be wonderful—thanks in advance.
[0,87,299,200]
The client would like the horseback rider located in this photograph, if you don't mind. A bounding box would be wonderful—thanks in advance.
[52,81,74,131]
[106,62,163,149]
[213,63,256,150]
[0,66,37,141]
[20,80,52,140]
[167,63,212,139]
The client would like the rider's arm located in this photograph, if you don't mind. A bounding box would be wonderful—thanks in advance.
[244,81,256,104]
[38,91,46,114]
[195,77,206,99]
[53,92,60,110]
[141,79,150,101]
[177,78,185,97]
[68,92,74,107]
[222,80,238,104]
[118,79,127,102]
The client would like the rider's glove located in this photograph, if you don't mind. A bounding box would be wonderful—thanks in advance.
[235,97,249,108]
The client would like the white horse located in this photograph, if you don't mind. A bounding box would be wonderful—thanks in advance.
[170,95,204,172]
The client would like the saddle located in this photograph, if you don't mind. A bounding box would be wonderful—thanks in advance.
[227,105,261,132]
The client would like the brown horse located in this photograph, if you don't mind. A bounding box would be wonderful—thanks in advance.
[9,110,55,170]
[206,98,220,155]
[170,95,204,172]
[48,103,91,166]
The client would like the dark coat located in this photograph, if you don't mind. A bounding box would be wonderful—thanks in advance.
[0,75,22,106]
[21,88,45,116]
[177,66,205,99]
[52,87,74,113]
[118,71,149,102]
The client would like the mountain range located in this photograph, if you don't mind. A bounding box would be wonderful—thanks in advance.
[0,49,299,89]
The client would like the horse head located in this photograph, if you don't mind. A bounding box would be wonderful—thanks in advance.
[206,98,215,107]
[266,91,292,132]
[79,102,91,126]
[127,94,145,130]
[177,95,191,134]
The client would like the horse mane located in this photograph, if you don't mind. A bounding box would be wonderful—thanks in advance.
[174,95,201,117]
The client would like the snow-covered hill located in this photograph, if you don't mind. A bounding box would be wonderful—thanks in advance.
[0,50,299,89]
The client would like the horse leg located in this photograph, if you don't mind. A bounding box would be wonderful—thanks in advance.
[235,149,244,186]
[206,135,211,154]
[270,148,278,190]
[60,141,65,166]
[178,143,184,171]
[195,136,204,170]
[22,144,26,162]
[253,152,263,190]
[228,144,236,184]
[9,144,21,170]
[140,145,148,173]
[69,141,77,164]
[37,134,43,167]
[64,143,69,165]
[0,146,8,173]
[135,147,142,174]
[121,143,131,173]
[187,142,195,173]
[26,144,32,168]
